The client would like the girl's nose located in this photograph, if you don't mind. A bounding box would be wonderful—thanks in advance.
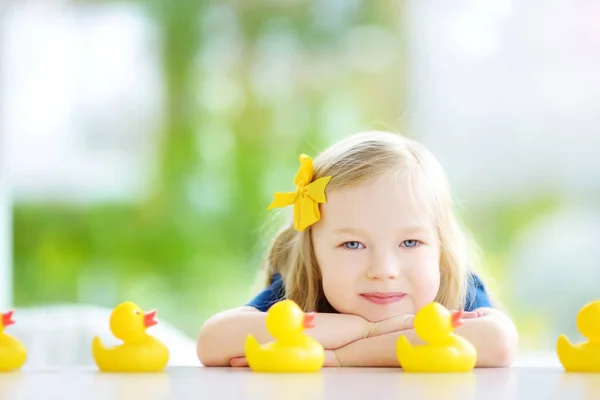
[366,252,400,280]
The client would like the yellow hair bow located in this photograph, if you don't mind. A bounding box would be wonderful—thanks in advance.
[267,154,332,232]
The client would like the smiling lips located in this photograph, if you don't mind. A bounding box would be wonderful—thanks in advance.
[361,292,406,305]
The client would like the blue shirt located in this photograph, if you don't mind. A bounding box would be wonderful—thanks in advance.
[246,273,492,312]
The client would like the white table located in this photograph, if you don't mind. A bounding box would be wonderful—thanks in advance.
[1,366,598,399]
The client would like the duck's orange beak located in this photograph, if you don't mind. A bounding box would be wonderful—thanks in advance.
[303,312,317,329]
[1,310,15,327]
[451,310,463,328]
[144,309,158,327]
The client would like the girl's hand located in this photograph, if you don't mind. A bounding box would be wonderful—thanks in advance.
[454,310,486,319]
[367,313,415,338]
[229,356,249,367]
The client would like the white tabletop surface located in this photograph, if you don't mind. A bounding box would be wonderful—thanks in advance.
[1,365,599,400]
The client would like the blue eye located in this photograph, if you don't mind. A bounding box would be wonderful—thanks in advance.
[401,240,420,248]
[343,241,364,250]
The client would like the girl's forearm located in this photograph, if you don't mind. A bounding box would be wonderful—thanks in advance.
[334,310,518,368]
[455,309,518,367]
[334,331,404,367]
[197,308,370,366]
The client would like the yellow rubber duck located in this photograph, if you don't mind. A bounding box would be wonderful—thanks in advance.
[397,302,477,372]
[245,299,325,372]
[557,300,600,372]
[0,310,27,372]
[92,301,169,372]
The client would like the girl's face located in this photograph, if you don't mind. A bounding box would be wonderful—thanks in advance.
[312,170,441,322]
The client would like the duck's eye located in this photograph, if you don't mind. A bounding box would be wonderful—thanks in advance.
[134,310,141,315]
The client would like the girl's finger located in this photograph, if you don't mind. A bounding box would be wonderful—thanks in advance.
[460,311,484,319]
[229,356,249,367]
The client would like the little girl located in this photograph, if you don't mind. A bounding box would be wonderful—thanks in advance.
[197,131,518,368]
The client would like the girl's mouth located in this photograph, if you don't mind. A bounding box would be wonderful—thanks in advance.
[360,293,406,305]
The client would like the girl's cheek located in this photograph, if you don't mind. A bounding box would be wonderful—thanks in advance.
[323,251,365,275]
[409,261,441,306]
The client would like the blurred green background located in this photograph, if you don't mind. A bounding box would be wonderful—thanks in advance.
[2,0,600,357]
[8,0,409,338]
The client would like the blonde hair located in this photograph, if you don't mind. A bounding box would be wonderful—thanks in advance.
[265,131,480,312]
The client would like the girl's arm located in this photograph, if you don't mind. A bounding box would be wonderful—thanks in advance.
[332,308,518,368]
[197,307,413,366]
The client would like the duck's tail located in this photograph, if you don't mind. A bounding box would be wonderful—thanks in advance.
[396,335,412,367]
[244,334,260,369]
[91,336,109,371]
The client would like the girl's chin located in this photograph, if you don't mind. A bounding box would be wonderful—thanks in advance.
[327,299,416,322]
